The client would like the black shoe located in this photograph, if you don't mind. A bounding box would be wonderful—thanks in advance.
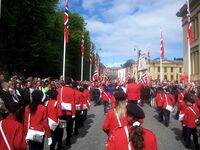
[74,131,79,135]
[57,145,63,150]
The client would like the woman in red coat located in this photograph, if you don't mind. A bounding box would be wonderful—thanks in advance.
[107,103,157,150]
[102,91,128,138]
[24,90,51,150]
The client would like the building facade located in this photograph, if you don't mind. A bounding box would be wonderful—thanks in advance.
[150,59,184,82]
[177,0,200,81]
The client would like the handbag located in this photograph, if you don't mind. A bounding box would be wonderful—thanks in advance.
[165,94,174,112]
[48,118,58,131]
[26,113,45,143]
[188,107,200,126]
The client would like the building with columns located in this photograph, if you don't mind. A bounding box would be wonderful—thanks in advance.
[177,0,200,81]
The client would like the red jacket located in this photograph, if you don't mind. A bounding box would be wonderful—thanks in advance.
[183,105,199,128]
[83,89,91,103]
[74,90,84,111]
[155,93,163,107]
[24,104,51,138]
[45,100,62,124]
[126,83,141,101]
[102,109,127,137]
[0,115,26,150]
[107,126,157,150]
[195,97,200,113]
[102,91,111,101]
[177,92,185,112]
[110,96,115,109]
[57,86,76,116]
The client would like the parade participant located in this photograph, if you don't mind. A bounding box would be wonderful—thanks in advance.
[83,84,91,120]
[175,87,185,120]
[107,103,157,150]
[44,89,63,150]
[155,87,164,122]
[56,76,76,146]
[92,84,101,106]
[102,91,127,139]
[183,93,199,149]
[0,101,26,150]
[24,90,52,150]
[0,98,7,120]
[126,77,142,104]
[102,86,111,115]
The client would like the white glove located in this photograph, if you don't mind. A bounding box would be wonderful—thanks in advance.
[72,115,75,118]
[81,111,84,115]
[48,137,52,146]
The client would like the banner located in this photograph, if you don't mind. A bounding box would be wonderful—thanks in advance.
[138,54,147,72]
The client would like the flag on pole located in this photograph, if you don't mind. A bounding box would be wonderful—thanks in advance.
[64,0,69,43]
[187,0,193,45]
[147,49,150,64]
[160,31,164,60]
[81,32,85,56]
[90,43,93,64]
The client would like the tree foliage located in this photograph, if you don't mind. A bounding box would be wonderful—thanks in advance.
[0,0,94,80]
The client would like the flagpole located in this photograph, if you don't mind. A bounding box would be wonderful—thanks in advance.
[160,58,162,83]
[188,38,191,83]
[90,63,92,81]
[62,31,66,82]
[81,55,84,81]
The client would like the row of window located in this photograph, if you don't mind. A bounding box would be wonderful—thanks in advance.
[157,75,178,80]
[157,67,182,73]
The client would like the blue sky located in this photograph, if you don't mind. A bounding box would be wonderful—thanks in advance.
[57,0,186,67]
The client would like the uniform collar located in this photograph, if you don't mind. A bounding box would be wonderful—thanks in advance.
[6,114,16,120]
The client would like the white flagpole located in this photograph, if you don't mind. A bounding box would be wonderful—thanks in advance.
[90,63,92,81]
[62,32,66,82]
[188,38,191,83]
[81,55,84,81]
[160,58,162,82]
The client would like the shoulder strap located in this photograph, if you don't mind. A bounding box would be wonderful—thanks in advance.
[114,109,122,127]
[164,94,168,105]
[28,113,31,129]
[124,126,132,150]
[188,107,197,117]
[45,101,49,107]
[54,101,58,108]
[0,121,11,150]
[104,92,110,99]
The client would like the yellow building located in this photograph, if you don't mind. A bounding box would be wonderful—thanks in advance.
[149,59,184,81]
[177,0,200,81]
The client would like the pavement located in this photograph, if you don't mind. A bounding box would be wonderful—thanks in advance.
[44,102,200,150]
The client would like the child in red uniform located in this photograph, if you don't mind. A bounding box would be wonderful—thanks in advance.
[102,91,127,139]
[102,86,111,115]
[0,101,26,150]
[183,93,199,149]
[107,103,157,150]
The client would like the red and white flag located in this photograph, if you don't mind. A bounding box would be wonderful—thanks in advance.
[64,0,69,43]
[147,49,150,65]
[160,31,164,60]
[81,32,84,56]
[187,0,193,45]
[90,43,93,64]
[93,70,98,81]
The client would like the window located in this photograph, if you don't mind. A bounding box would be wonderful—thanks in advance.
[164,67,167,72]
[171,75,173,81]
[157,75,160,80]
[180,68,182,73]
[158,67,160,72]
[171,67,173,72]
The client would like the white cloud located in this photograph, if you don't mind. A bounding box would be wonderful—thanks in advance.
[82,0,185,66]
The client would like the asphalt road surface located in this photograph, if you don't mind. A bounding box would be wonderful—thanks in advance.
[44,102,200,150]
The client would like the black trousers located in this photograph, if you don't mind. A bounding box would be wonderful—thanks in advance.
[50,126,63,150]
[60,115,74,142]
[184,127,199,149]
[29,138,44,150]
[156,107,163,122]
[128,100,138,105]
[163,109,170,126]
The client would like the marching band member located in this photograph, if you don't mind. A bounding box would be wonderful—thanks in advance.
[107,103,157,150]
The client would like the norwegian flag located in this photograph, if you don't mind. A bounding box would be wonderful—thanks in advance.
[187,0,193,45]
[139,71,149,85]
[90,43,93,64]
[160,31,164,60]
[147,49,150,64]
[93,70,98,81]
[64,0,69,43]
[81,32,84,56]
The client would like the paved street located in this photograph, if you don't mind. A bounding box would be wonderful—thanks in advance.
[44,103,199,150]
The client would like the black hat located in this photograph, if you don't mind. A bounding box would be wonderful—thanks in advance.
[48,90,58,100]
[114,91,126,101]
[8,101,19,114]
[126,103,145,119]
[32,90,43,102]
[184,93,195,103]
